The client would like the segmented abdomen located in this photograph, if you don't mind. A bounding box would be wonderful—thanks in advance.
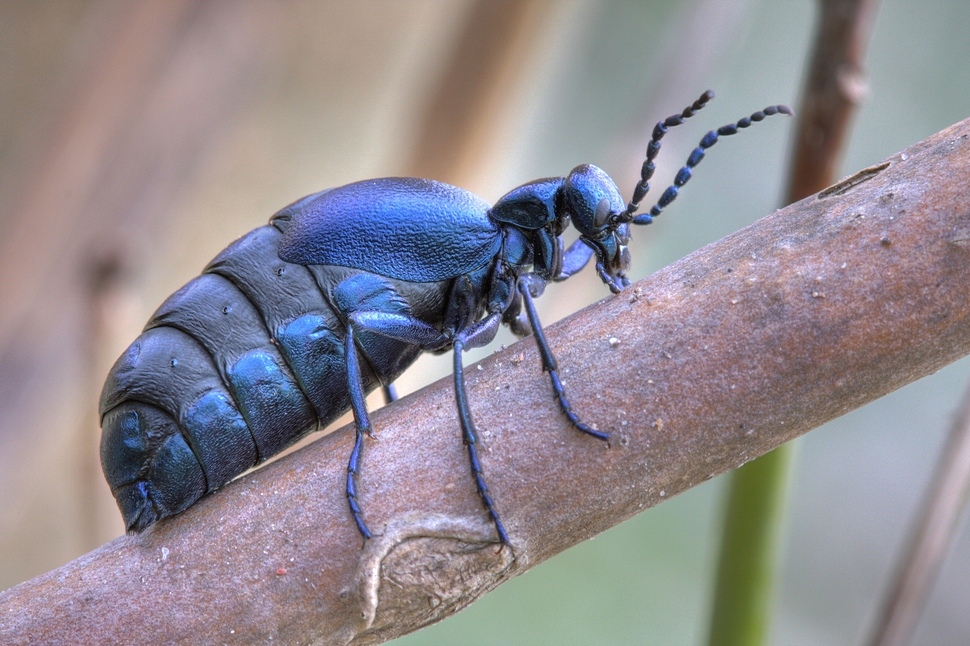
[100,218,396,532]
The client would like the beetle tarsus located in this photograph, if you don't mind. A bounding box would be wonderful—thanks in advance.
[347,429,372,539]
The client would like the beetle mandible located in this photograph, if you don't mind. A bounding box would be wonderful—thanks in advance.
[100,91,791,543]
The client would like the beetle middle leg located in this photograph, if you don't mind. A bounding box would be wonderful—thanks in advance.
[453,325,509,545]
[382,383,397,404]
[518,276,610,441]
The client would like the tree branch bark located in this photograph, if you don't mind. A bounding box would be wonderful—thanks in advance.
[709,2,883,643]
[2,118,970,645]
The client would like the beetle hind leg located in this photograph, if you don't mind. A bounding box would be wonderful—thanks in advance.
[339,270,510,543]
[351,305,510,544]
[344,325,373,539]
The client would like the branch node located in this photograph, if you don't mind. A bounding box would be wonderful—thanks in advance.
[817,161,891,199]
[342,513,515,645]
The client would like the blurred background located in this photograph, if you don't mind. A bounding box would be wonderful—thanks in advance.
[1,1,969,644]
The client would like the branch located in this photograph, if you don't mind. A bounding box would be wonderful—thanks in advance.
[2,118,970,645]
[708,1,883,643]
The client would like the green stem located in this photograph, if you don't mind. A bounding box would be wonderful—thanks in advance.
[707,443,795,646]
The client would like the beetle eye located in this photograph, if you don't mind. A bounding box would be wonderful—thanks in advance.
[594,198,611,228]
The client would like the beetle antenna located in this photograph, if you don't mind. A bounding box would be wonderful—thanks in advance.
[625,103,794,226]
[620,90,715,221]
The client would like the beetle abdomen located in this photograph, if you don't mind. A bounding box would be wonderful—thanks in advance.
[146,271,318,459]
[100,224,363,532]
[100,325,256,531]
[100,402,206,532]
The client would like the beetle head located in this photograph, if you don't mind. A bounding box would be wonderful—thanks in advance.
[563,164,631,282]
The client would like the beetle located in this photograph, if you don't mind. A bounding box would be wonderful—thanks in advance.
[100,91,791,543]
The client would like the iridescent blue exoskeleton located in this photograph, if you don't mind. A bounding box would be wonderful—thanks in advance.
[100,92,791,542]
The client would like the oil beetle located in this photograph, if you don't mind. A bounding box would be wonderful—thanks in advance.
[100,91,791,543]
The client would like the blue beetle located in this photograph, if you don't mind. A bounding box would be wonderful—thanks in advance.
[100,92,791,542]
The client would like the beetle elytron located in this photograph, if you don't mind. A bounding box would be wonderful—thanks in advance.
[100,91,791,543]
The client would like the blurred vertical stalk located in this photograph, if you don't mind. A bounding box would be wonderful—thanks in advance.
[0,0,286,584]
[707,1,881,644]
[869,385,970,645]
[708,446,795,646]
[406,0,548,187]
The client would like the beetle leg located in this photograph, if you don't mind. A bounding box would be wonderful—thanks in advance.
[594,261,623,294]
[453,337,509,545]
[344,325,373,540]
[517,278,610,441]
[348,311,451,351]
[382,383,397,404]
[502,291,531,338]
[461,310,503,349]
[350,307,500,352]
[555,238,595,281]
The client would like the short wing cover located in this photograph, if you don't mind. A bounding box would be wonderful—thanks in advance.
[277,178,501,282]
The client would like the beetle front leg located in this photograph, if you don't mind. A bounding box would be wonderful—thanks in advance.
[518,277,610,441]
[554,238,595,281]
[594,261,624,294]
